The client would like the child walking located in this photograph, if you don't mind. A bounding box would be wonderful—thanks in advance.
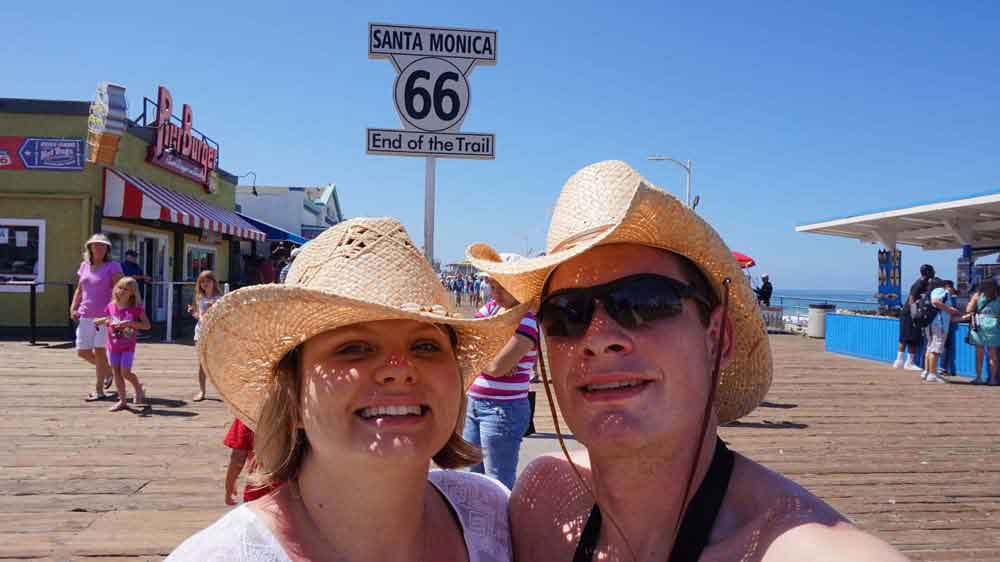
[95,277,150,412]
[187,270,222,401]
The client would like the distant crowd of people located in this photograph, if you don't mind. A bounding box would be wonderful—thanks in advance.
[442,273,489,308]
[896,264,996,385]
[239,244,300,287]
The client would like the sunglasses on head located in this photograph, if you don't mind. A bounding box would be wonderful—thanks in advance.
[538,273,712,338]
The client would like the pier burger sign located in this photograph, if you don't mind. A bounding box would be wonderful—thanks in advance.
[367,23,496,159]
[149,86,219,192]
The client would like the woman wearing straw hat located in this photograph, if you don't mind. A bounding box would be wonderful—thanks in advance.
[70,233,123,401]
[468,161,906,561]
[167,218,526,562]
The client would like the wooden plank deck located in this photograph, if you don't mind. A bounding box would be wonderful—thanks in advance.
[2,334,998,560]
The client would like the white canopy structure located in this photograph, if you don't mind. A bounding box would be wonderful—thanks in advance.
[796,189,1000,251]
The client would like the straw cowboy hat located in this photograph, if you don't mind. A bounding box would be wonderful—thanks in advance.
[466,160,772,422]
[474,253,523,280]
[199,217,530,429]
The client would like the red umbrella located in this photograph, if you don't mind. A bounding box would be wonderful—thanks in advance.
[732,251,756,269]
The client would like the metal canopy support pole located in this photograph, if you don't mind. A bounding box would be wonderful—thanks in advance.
[425,157,436,265]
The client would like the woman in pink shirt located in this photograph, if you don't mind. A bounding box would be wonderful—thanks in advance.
[69,234,123,401]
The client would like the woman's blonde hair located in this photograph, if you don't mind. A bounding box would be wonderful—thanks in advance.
[112,277,140,307]
[195,270,221,307]
[249,325,481,487]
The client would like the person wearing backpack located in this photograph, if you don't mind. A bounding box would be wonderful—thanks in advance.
[967,279,1000,385]
[922,278,964,383]
[895,264,935,370]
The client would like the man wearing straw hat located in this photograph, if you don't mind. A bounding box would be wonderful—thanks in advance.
[468,161,905,561]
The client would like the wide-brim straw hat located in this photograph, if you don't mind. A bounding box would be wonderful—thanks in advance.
[466,160,772,423]
[199,217,529,430]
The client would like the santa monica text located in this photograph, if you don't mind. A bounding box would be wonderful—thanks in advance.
[369,24,497,62]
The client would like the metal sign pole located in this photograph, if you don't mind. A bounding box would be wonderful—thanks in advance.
[424,157,436,265]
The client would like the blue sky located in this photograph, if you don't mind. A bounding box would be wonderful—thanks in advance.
[3,1,997,290]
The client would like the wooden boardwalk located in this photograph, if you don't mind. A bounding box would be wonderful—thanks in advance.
[2,334,999,560]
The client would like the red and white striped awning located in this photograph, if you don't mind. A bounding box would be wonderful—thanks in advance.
[102,168,265,241]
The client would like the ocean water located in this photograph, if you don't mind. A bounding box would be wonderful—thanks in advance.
[769,288,879,316]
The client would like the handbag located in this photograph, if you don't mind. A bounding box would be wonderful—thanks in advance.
[966,296,992,345]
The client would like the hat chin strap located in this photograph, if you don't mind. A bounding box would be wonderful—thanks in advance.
[536,277,732,562]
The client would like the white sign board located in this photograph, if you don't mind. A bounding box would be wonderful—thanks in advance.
[0,228,7,245]
[369,24,497,63]
[15,230,28,248]
[367,23,497,159]
[367,129,494,159]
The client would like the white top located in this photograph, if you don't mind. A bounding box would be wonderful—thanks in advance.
[197,295,221,320]
[165,470,511,562]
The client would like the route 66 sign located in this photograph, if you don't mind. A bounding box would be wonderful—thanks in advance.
[367,23,497,159]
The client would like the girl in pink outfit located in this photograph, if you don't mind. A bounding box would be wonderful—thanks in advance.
[96,277,151,412]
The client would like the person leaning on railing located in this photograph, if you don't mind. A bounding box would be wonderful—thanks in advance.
[922,278,964,384]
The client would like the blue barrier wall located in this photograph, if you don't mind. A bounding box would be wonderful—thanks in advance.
[825,314,976,377]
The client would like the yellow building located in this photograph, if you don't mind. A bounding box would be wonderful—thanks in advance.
[0,93,264,336]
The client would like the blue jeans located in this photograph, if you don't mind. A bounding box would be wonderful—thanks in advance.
[463,396,531,490]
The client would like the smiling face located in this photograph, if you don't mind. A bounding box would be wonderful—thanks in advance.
[199,276,217,295]
[543,243,731,454]
[297,319,463,468]
[89,243,108,264]
[112,282,136,306]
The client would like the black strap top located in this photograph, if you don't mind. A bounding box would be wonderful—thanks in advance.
[572,437,735,562]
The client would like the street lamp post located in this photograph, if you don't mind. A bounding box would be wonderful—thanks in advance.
[647,156,693,207]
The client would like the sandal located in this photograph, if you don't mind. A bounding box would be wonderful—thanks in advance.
[103,375,113,390]
[108,400,128,412]
[85,392,109,402]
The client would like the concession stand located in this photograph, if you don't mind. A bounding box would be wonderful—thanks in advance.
[796,190,1000,377]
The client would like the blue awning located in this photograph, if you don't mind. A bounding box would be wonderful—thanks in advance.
[236,212,307,245]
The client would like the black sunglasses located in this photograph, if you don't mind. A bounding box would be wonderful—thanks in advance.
[538,274,711,338]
